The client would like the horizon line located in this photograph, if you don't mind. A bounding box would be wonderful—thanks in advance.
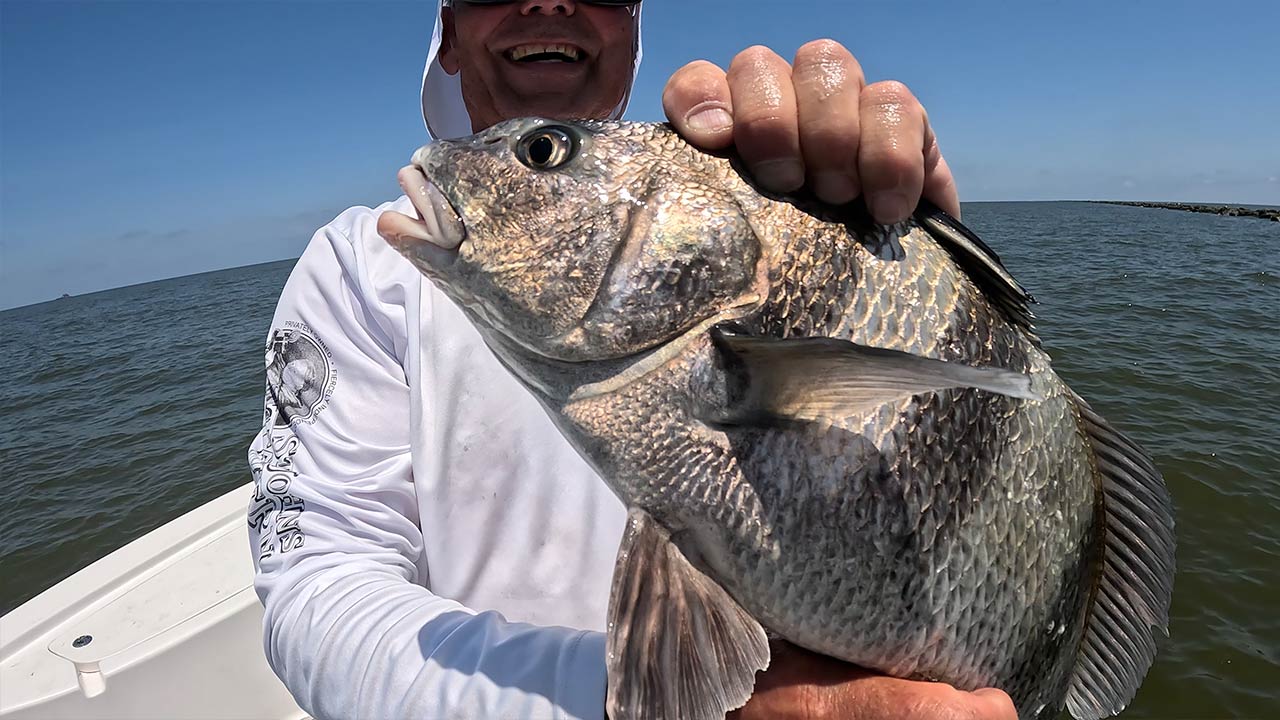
[3,198,1275,312]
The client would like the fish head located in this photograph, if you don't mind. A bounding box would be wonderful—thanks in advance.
[393,118,764,362]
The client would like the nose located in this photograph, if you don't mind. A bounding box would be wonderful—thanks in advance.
[520,0,575,15]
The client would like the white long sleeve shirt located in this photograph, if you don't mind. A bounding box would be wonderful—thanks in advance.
[247,196,627,720]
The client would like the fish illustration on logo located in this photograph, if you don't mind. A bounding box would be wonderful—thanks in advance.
[264,322,336,427]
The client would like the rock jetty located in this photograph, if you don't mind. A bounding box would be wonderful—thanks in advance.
[1091,200,1278,221]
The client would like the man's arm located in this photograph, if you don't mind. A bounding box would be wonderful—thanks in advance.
[249,203,608,720]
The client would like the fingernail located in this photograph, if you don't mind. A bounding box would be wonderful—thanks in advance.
[868,191,911,223]
[754,159,805,192]
[813,172,858,205]
[685,105,733,133]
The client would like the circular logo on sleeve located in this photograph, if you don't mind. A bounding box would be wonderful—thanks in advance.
[264,322,337,427]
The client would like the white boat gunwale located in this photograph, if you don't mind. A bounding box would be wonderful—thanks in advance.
[1,482,306,720]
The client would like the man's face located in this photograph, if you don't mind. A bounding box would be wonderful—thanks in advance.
[438,1,637,132]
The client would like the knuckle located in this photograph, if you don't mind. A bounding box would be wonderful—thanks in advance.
[672,59,722,84]
[794,38,853,69]
[739,44,786,63]
[727,48,795,117]
[793,40,863,103]
[680,58,721,73]
[669,60,724,90]
[729,44,790,78]
[664,60,727,104]
[864,79,917,107]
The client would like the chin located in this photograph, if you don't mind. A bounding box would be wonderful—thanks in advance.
[512,101,608,121]
[507,84,622,119]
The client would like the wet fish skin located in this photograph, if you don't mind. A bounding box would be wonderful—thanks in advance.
[391,118,1175,720]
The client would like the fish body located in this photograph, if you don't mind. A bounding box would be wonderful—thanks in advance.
[390,119,1175,720]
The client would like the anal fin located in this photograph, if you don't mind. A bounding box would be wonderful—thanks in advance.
[607,508,770,720]
[1066,393,1176,719]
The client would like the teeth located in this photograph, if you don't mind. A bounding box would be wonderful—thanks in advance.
[508,44,581,62]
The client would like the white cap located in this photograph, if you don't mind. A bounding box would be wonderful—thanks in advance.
[420,0,644,139]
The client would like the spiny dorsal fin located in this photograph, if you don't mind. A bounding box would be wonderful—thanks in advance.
[1065,393,1176,719]
[914,200,1040,341]
[698,327,1040,426]
[606,508,770,720]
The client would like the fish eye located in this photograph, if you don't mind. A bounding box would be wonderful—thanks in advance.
[516,126,577,171]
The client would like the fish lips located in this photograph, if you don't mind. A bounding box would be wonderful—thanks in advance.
[387,151,467,274]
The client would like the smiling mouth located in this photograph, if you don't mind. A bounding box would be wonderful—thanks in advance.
[505,43,583,63]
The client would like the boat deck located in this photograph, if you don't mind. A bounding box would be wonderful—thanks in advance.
[1,484,306,720]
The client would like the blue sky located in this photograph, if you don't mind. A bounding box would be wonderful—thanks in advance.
[1,0,1276,309]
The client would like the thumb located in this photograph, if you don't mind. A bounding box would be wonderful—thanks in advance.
[663,60,735,150]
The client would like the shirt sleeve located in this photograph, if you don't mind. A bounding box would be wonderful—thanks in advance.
[247,203,608,720]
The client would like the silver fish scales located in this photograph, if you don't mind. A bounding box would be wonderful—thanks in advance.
[389,119,1175,720]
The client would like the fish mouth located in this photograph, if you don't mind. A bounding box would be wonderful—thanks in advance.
[385,156,466,272]
[503,42,585,63]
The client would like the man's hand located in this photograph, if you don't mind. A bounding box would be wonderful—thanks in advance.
[729,642,1018,720]
[663,40,959,224]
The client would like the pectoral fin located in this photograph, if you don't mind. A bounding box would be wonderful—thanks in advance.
[1064,393,1176,719]
[699,327,1040,426]
[606,508,770,720]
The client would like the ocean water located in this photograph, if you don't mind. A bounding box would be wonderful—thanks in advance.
[1,202,1276,717]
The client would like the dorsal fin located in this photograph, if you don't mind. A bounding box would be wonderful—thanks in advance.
[913,200,1039,341]
[1065,392,1176,719]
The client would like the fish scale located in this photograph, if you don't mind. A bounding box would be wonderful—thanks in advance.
[395,118,1176,720]
[666,278,1070,707]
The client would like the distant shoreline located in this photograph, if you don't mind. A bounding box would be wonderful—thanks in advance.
[1089,200,1279,222]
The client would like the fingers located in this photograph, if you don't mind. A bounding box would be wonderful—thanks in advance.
[726,46,804,192]
[887,681,1019,720]
[663,60,734,149]
[665,49,811,193]
[922,130,961,219]
[858,80,928,224]
[793,39,864,204]
[730,642,1017,720]
[662,40,963,224]
[837,677,1019,720]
